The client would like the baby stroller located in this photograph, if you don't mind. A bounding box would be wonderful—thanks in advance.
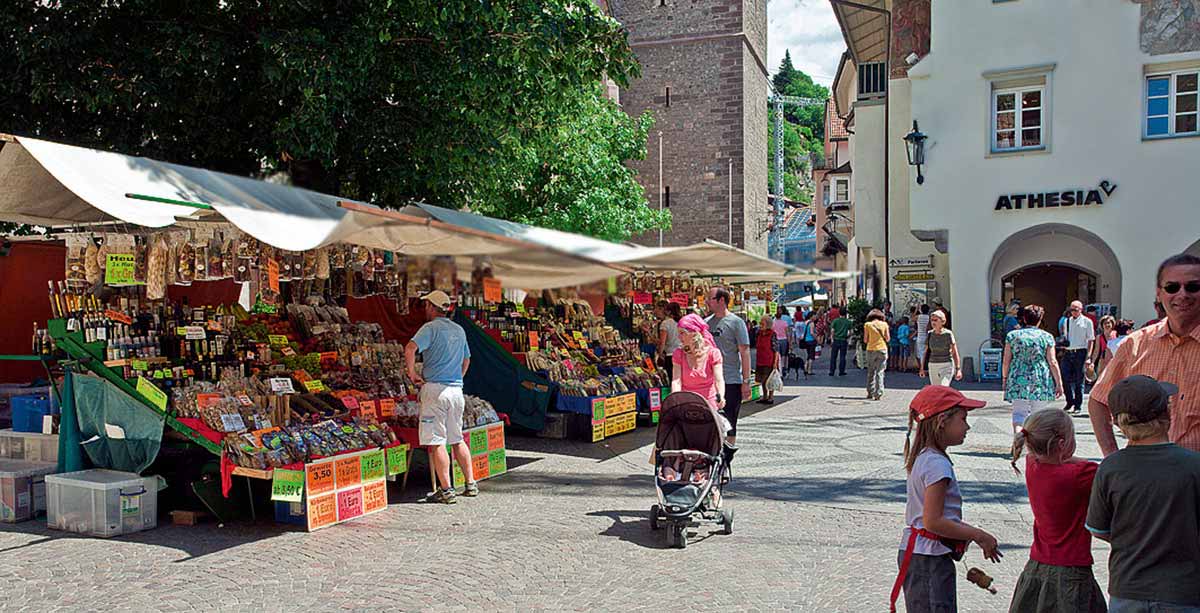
[649,391,734,549]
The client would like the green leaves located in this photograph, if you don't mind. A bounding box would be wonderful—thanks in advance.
[0,0,660,241]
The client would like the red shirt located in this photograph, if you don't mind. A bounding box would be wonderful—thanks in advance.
[1025,457,1099,566]
[755,330,777,367]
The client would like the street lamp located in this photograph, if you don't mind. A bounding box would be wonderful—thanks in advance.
[903,120,927,185]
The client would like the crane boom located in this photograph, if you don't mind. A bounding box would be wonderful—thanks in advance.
[770,93,825,262]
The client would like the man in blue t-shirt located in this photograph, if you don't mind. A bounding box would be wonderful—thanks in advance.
[406,290,474,504]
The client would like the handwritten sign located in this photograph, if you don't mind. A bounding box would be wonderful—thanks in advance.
[303,379,326,392]
[270,469,305,502]
[590,397,605,421]
[488,448,507,475]
[487,424,504,451]
[528,331,539,351]
[340,396,360,410]
[335,455,361,489]
[671,292,690,307]
[378,398,397,418]
[483,277,502,303]
[183,326,207,340]
[104,253,138,285]
[606,393,637,417]
[136,377,167,412]
[360,449,386,482]
[336,487,364,521]
[269,378,295,394]
[305,461,335,497]
[105,309,133,325]
[206,319,223,332]
[319,351,339,363]
[362,479,387,514]
[196,393,222,409]
[472,454,490,480]
[236,394,254,407]
[591,419,605,443]
[633,291,653,305]
[386,444,408,476]
[130,359,149,372]
[649,388,662,411]
[268,334,289,347]
[470,428,489,455]
[280,346,296,357]
[267,258,280,294]
[358,400,378,420]
[306,493,337,531]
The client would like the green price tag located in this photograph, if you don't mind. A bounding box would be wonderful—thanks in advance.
[270,469,305,502]
[386,444,408,476]
[341,425,354,434]
[303,379,326,392]
[591,398,605,421]
[104,253,139,285]
[488,448,507,476]
[606,276,617,295]
[268,335,289,347]
[360,450,385,482]
[136,376,168,412]
[469,428,488,456]
[130,359,148,371]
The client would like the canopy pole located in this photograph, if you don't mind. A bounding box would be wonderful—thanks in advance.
[124,193,215,210]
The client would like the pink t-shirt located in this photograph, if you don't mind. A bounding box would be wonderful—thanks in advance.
[673,346,723,409]
[772,318,790,340]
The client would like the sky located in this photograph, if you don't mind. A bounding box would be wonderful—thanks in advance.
[768,0,845,88]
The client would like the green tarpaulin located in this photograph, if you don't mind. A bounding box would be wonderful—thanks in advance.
[455,312,551,432]
[72,373,163,474]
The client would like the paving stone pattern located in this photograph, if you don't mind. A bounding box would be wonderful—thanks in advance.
[0,364,1112,612]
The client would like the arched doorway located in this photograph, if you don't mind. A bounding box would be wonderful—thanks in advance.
[1002,264,1097,335]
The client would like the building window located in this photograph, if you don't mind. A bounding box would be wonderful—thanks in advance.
[664,185,670,209]
[833,178,849,202]
[992,86,1044,151]
[857,62,887,99]
[665,86,671,108]
[1146,71,1199,138]
[822,182,830,206]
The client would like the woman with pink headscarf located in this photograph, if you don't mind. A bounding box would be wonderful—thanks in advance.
[671,313,726,410]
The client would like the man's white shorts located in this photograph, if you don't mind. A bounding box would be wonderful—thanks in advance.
[418,383,465,446]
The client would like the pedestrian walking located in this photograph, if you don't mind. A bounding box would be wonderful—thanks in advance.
[915,304,931,370]
[919,310,962,387]
[1090,314,1116,381]
[1087,375,1200,610]
[896,317,912,373]
[705,287,751,457]
[797,311,817,377]
[890,386,1001,613]
[1002,303,1021,337]
[828,309,852,376]
[1090,253,1200,455]
[656,301,682,382]
[771,308,790,377]
[1008,409,1106,613]
[1003,305,1063,433]
[405,290,475,504]
[671,313,725,411]
[933,298,951,330]
[1060,300,1095,415]
[755,316,781,405]
[864,309,890,400]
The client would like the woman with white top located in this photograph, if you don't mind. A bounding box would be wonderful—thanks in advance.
[914,304,931,369]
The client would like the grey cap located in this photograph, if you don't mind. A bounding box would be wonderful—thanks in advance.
[1109,375,1178,424]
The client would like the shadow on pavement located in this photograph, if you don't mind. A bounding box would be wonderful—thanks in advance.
[725,476,1029,507]
[587,509,729,550]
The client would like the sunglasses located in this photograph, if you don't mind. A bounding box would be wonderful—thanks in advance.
[1162,280,1200,294]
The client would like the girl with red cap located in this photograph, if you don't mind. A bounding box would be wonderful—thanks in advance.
[890,386,1003,613]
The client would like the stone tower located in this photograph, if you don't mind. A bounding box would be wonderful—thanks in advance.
[607,0,770,254]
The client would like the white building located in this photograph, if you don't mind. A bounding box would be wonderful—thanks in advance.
[833,0,1200,372]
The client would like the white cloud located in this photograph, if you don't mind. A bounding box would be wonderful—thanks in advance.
[768,0,845,88]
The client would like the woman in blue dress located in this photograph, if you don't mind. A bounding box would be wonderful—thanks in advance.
[1002,304,1063,433]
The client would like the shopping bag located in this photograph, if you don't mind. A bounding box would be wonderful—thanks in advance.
[766,368,784,392]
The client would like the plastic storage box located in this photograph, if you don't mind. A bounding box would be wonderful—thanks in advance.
[45,469,158,537]
[0,459,56,523]
[0,429,59,463]
[11,394,51,433]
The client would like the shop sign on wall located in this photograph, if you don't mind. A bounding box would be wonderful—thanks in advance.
[894,271,936,281]
[889,256,932,268]
[994,180,1117,211]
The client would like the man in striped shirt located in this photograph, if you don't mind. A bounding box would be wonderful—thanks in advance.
[1090,253,1200,455]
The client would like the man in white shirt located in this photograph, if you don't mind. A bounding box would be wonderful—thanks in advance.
[1061,300,1096,414]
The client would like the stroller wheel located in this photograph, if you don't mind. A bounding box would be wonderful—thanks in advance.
[672,523,688,549]
[721,508,735,535]
[650,504,661,531]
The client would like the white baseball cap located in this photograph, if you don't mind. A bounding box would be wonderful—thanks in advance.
[420,290,454,310]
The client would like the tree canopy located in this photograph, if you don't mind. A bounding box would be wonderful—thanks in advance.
[767,50,830,204]
[0,0,669,242]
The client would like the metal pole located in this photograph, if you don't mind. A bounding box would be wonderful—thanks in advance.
[658,131,664,248]
[728,158,733,245]
[773,97,784,261]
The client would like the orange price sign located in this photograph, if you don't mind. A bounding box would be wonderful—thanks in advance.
[378,398,396,418]
[335,455,362,489]
[483,277,502,303]
[471,454,490,480]
[267,258,280,294]
[362,479,387,514]
[487,424,505,451]
[293,369,312,383]
[306,493,337,531]
[196,393,222,409]
[359,399,378,419]
[306,461,335,497]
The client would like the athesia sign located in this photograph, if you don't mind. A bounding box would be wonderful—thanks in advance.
[995,180,1116,211]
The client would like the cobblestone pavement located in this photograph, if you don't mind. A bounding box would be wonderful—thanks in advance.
[0,360,1113,612]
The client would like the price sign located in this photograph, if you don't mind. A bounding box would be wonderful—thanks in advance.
[590,397,605,421]
[564,359,575,371]
[469,428,489,455]
[306,461,335,497]
[386,444,408,476]
[362,479,387,514]
[131,359,149,372]
[270,469,305,502]
[219,413,247,432]
[335,455,362,488]
[472,454,490,480]
[633,291,653,305]
[269,378,295,394]
[105,309,133,325]
[206,319,223,332]
[236,394,254,407]
[482,277,502,303]
[292,369,312,383]
[183,326,207,340]
[303,379,326,392]
[268,335,289,347]
[649,388,662,411]
[378,398,396,418]
[670,292,690,307]
[320,351,339,363]
[358,400,378,420]
[487,424,505,451]
[306,493,337,531]
[528,331,539,351]
[280,346,296,357]
[136,377,168,412]
[360,450,386,482]
[340,396,360,410]
[104,253,138,285]
[336,487,364,521]
[591,419,605,443]
[196,393,222,409]
[267,258,280,294]
[516,303,526,314]
[488,448,507,475]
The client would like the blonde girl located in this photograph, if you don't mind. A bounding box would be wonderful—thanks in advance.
[1008,409,1105,613]
[891,386,1001,613]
